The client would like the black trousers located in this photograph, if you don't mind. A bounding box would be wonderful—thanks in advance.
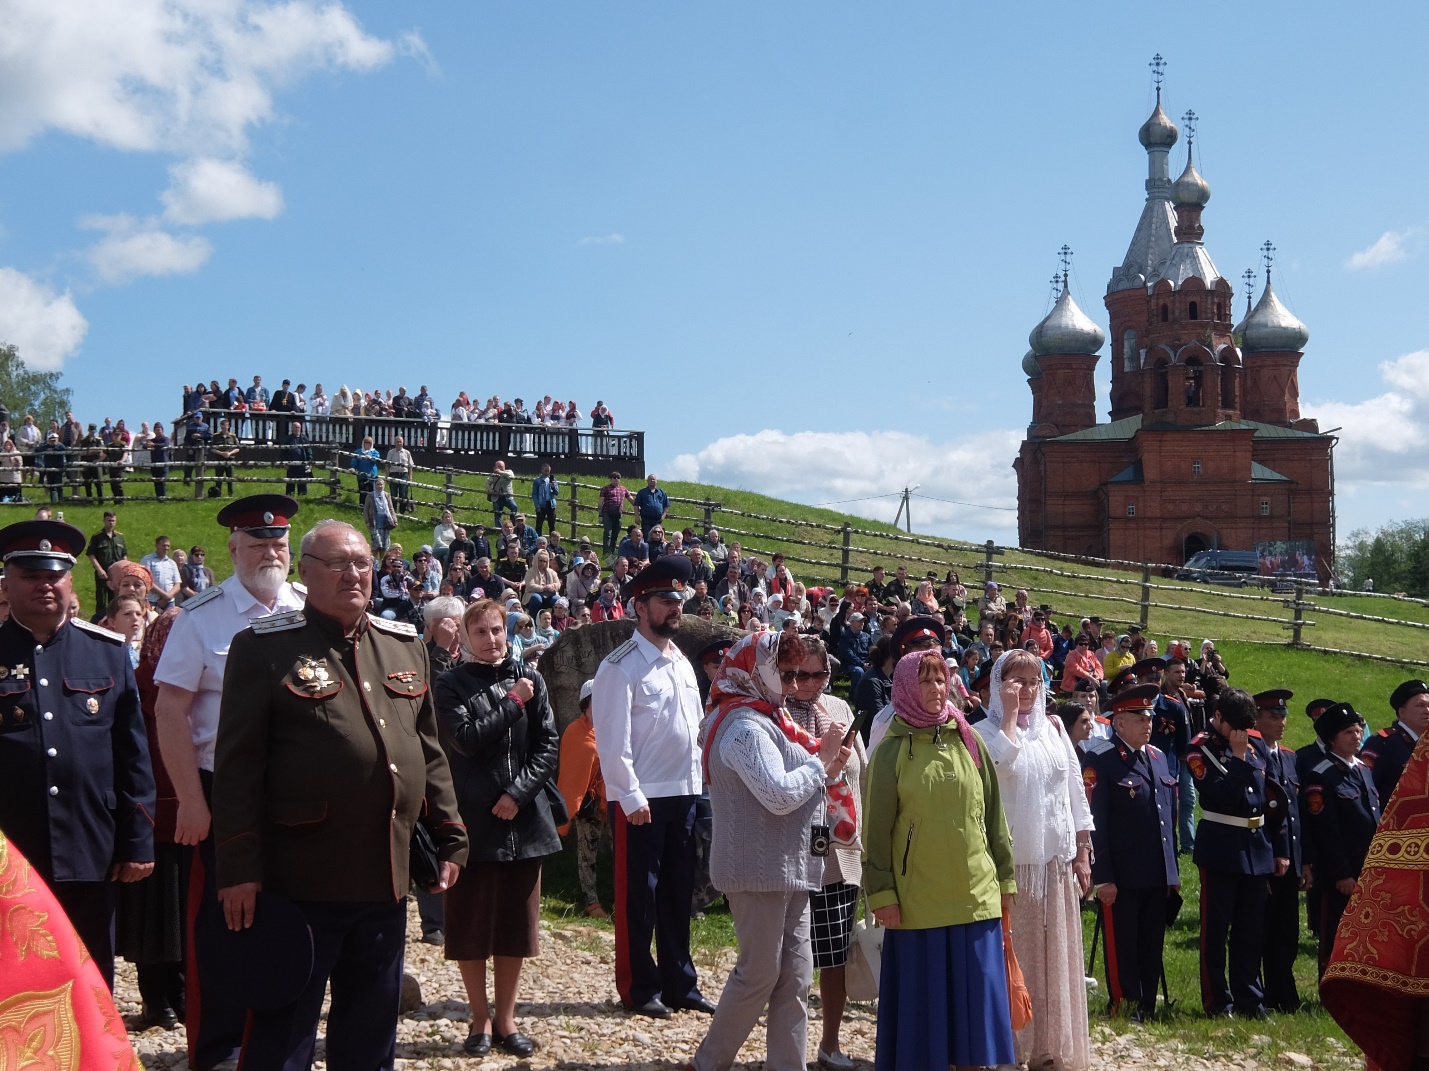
[240,899,406,1071]
[1318,885,1353,975]
[1199,867,1269,1014]
[184,770,247,1071]
[610,796,701,1009]
[534,505,557,535]
[1262,871,1302,1011]
[52,880,117,988]
[152,466,167,499]
[1103,886,1168,1015]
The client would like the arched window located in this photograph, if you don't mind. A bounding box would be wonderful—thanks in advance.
[1221,364,1237,409]
[1184,357,1204,406]
[1153,361,1170,409]
[1189,301,1199,321]
[1123,329,1139,372]
[1160,303,1169,323]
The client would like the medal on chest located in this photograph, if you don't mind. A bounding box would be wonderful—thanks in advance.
[296,656,331,693]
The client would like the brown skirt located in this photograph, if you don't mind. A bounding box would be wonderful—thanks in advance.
[444,857,542,961]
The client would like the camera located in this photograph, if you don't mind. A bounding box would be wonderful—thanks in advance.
[810,824,830,857]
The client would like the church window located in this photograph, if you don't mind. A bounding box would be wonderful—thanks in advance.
[1192,460,1202,475]
[1160,303,1169,323]
[1260,499,1271,516]
[1126,503,1137,518]
[1189,301,1199,321]
[1123,329,1139,372]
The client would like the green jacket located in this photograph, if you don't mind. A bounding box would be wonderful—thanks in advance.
[863,715,1015,929]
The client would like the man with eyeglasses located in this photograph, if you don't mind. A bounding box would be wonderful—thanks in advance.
[153,494,308,1071]
[591,554,715,1021]
[212,519,466,1071]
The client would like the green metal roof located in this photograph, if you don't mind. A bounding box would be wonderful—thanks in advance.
[1250,461,1292,482]
[1050,414,1329,443]
[1107,461,1144,483]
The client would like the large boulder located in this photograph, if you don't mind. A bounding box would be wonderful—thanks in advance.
[540,618,744,729]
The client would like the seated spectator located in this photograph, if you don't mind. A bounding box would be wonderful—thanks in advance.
[959,646,983,691]
[1060,632,1105,695]
[940,571,968,616]
[521,550,561,616]
[911,579,940,618]
[852,633,895,744]
[531,609,558,648]
[566,560,601,608]
[179,545,215,603]
[550,599,572,632]
[645,525,668,561]
[1102,633,1135,678]
[835,611,871,694]
[424,596,465,679]
[617,525,649,563]
[497,541,528,589]
[412,548,442,603]
[377,556,418,622]
[977,580,1007,626]
[767,594,791,631]
[748,588,770,624]
[466,557,507,603]
[591,582,624,622]
[433,510,457,565]
[1023,608,1054,659]
[682,580,718,618]
[703,529,728,563]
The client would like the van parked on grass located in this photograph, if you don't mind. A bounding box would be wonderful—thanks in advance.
[1176,549,1259,585]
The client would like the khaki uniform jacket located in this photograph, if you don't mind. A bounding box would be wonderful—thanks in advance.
[213,605,468,901]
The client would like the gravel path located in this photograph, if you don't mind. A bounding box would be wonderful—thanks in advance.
[117,902,1350,1070]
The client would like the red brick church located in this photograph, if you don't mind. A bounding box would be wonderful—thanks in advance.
[1014,75,1335,577]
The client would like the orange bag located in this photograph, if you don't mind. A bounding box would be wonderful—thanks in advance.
[1003,912,1033,1031]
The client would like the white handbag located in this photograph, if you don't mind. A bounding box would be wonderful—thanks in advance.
[844,893,883,1002]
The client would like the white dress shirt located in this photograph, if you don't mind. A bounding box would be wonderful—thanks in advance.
[591,629,703,812]
[153,573,305,771]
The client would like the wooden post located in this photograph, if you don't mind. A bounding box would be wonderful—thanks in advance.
[1139,564,1152,631]
[703,498,714,533]
[568,475,580,536]
[981,540,1005,585]
[1283,579,1313,648]
[840,523,852,587]
[444,471,456,510]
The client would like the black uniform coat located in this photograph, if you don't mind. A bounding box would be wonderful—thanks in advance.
[0,616,155,881]
[1302,753,1381,885]
[1360,722,1416,807]
[1087,738,1178,889]
[1262,743,1304,873]
[1187,728,1287,875]
[212,607,468,902]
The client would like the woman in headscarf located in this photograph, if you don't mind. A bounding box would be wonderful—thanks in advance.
[590,581,624,622]
[864,648,1016,1071]
[331,385,352,418]
[977,649,1094,1071]
[911,579,940,619]
[784,636,866,1071]
[566,559,601,608]
[686,632,852,1071]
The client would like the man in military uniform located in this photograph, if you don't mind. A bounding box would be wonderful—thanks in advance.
[85,509,128,617]
[1152,657,1194,852]
[282,420,313,496]
[78,422,105,499]
[213,519,467,1070]
[591,554,715,1019]
[0,519,155,986]
[1302,702,1381,975]
[1360,679,1429,805]
[1087,684,1179,1022]
[1187,686,1289,1018]
[1253,688,1306,1012]
[1294,697,1336,945]
[209,417,241,497]
[154,494,307,1071]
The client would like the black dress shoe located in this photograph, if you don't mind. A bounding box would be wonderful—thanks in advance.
[629,999,673,1019]
[142,1004,178,1030]
[671,996,718,1015]
[462,1033,491,1056]
[493,1031,536,1057]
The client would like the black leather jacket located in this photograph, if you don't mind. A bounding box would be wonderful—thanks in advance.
[434,658,561,863]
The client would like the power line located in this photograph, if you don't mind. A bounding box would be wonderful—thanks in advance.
[809,492,905,507]
[911,493,1017,512]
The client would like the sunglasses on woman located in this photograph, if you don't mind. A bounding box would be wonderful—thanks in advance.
[778,668,830,685]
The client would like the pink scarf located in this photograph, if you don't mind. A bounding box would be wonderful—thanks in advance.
[891,649,981,768]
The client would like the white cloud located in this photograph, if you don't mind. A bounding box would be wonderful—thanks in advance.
[1304,350,1429,488]
[82,215,213,284]
[0,1,401,157]
[162,158,284,224]
[578,233,625,246]
[1346,228,1420,271]
[0,269,88,370]
[665,428,1023,540]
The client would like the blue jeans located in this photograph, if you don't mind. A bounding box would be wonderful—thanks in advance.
[491,495,518,526]
[1176,758,1196,852]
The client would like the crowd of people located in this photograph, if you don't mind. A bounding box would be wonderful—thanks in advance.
[0,465,1422,1071]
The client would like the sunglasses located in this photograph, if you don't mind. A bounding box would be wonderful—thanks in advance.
[779,669,831,685]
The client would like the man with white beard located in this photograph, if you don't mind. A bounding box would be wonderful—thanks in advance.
[153,495,306,1071]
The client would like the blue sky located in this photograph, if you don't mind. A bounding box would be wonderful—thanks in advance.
[0,1,1424,542]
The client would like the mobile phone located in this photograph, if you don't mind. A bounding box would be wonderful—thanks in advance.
[842,709,867,746]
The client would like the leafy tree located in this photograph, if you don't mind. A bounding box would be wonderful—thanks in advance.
[0,343,73,428]
[1338,519,1429,596]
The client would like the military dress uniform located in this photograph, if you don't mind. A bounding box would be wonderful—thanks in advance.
[1360,711,1419,805]
[213,605,467,1071]
[1302,703,1381,975]
[0,521,155,986]
[590,555,712,1017]
[1255,690,1305,1012]
[1187,724,1288,1016]
[1086,685,1179,1019]
[1293,699,1335,943]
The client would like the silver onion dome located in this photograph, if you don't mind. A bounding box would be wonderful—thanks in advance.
[1239,275,1309,352]
[1171,151,1211,207]
[1029,287,1106,356]
[1022,348,1041,378]
[1139,99,1179,149]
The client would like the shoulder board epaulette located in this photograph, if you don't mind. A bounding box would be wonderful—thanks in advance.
[291,581,307,597]
[71,618,125,643]
[1148,744,1162,757]
[605,639,638,664]
[251,610,306,634]
[367,614,417,637]
[1312,758,1334,774]
[182,586,224,611]
[1376,728,1392,738]
[1190,731,1210,745]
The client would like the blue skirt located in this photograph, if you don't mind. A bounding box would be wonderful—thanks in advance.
[875,918,1015,1071]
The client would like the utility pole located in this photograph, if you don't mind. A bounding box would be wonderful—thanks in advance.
[891,485,918,534]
